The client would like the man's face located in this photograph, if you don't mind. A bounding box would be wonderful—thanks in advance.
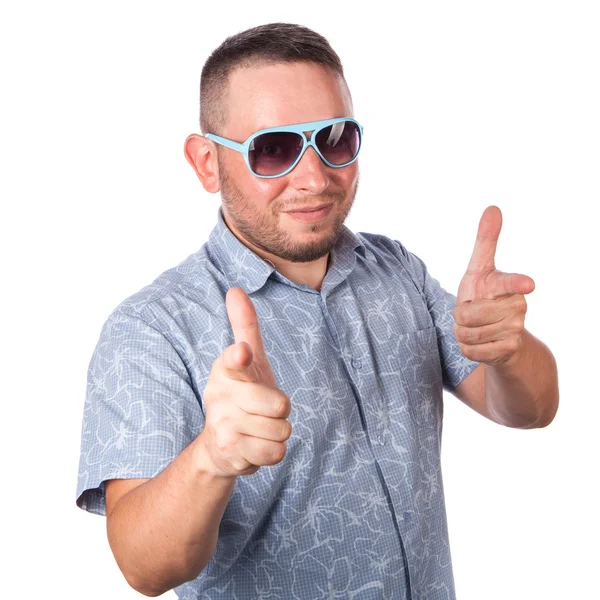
[215,62,359,263]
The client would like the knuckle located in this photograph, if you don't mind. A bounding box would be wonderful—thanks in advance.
[452,322,460,339]
[257,444,273,465]
[273,419,291,441]
[239,463,260,476]
[458,342,472,359]
[282,420,293,441]
[503,338,518,355]
[515,296,527,313]
[215,429,236,454]
[510,338,521,353]
[274,394,291,418]
[453,305,463,323]
[257,441,285,465]
[274,401,286,419]
[270,442,287,464]
[206,402,229,426]
[511,318,524,331]
[232,457,251,472]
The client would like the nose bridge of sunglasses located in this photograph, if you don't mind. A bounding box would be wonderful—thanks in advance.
[300,138,324,161]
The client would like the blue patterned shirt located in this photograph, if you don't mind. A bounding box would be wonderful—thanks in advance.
[76,205,480,599]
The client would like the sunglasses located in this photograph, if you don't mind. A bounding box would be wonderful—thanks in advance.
[205,117,363,178]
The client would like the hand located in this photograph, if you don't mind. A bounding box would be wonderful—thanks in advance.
[198,287,292,477]
[453,206,535,367]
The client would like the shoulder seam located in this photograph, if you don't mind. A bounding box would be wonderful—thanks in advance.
[110,307,194,382]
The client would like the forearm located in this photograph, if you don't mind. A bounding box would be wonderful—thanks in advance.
[107,433,237,596]
[485,329,559,429]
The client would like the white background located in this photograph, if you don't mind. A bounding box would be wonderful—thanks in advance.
[1,1,598,598]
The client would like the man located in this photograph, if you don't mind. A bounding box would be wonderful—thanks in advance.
[75,22,559,599]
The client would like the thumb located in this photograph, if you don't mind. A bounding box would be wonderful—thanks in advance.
[220,340,255,383]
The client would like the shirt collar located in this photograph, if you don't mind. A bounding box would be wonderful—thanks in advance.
[206,205,376,295]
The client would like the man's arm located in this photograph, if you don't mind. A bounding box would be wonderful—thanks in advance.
[449,206,559,429]
[104,288,293,597]
[452,328,559,428]
[105,433,236,597]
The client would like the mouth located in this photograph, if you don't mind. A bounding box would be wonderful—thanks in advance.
[284,203,334,224]
[284,203,332,213]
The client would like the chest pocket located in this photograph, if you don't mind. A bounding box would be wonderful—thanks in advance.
[396,326,444,429]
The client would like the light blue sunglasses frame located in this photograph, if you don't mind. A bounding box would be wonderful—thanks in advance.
[205,117,363,178]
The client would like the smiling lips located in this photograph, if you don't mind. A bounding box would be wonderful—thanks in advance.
[284,203,333,223]
[285,203,332,213]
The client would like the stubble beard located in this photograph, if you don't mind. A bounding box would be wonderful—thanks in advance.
[218,159,359,263]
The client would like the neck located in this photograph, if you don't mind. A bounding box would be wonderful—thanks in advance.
[263,251,330,292]
[224,217,330,292]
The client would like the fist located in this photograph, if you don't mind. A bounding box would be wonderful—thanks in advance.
[198,287,292,477]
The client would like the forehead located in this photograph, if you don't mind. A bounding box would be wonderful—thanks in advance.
[224,62,353,139]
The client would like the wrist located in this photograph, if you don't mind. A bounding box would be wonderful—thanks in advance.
[192,431,238,482]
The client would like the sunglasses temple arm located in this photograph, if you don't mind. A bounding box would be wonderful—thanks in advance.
[205,134,246,154]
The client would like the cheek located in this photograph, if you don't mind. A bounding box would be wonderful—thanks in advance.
[253,178,287,198]
[235,170,287,211]
[337,163,359,192]
[225,158,284,202]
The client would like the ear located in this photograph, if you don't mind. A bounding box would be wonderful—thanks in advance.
[183,134,221,193]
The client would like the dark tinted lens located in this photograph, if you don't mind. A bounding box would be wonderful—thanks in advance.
[248,132,304,176]
[315,120,361,165]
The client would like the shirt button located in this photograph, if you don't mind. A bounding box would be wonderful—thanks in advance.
[403,511,412,522]
[377,434,386,446]
[351,358,362,369]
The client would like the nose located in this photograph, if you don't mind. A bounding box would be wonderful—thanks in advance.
[289,144,330,195]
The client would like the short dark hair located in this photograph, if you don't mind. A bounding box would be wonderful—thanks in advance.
[199,22,348,135]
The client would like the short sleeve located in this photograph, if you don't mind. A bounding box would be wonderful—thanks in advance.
[75,309,205,516]
[394,241,481,392]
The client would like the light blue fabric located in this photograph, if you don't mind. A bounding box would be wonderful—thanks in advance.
[76,205,480,599]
